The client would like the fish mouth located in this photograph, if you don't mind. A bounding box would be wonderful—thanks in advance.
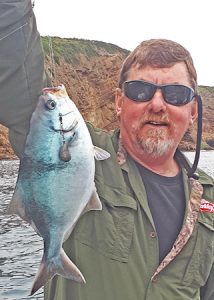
[53,119,78,133]
[53,126,75,133]
[42,85,68,97]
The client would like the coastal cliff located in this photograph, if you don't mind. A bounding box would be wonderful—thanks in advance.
[0,37,213,159]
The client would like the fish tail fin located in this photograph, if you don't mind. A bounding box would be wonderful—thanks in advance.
[58,248,86,283]
[30,248,85,296]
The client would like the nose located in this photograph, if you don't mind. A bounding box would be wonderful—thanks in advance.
[148,88,167,113]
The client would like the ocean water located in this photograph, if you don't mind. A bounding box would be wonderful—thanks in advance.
[0,151,213,300]
[183,150,214,178]
[0,160,43,300]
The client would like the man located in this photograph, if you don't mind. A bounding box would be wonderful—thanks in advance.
[0,2,213,300]
[44,40,214,300]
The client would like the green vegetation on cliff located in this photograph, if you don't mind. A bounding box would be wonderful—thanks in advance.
[199,86,214,94]
[41,36,129,65]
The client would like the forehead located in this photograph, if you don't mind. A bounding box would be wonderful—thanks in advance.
[127,62,191,85]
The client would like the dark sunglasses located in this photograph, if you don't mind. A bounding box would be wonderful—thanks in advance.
[123,80,196,106]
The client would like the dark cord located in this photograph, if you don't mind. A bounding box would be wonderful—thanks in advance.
[187,95,203,178]
[175,95,203,179]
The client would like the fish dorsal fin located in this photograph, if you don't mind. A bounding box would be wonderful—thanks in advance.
[93,146,110,160]
[84,187,102,213]
[64,188,102,242]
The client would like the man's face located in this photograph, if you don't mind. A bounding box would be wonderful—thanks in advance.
[115,62,197,160]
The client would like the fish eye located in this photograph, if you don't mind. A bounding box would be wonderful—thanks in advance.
[45,99,56,110]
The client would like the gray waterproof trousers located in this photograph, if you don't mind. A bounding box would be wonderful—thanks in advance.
[0,0,47,157]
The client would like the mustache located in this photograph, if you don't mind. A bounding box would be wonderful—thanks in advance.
[139,113,170,126]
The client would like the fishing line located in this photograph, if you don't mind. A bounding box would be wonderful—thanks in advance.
[32,1,57,86]
[48,36,58,85]
[59,113,66,145]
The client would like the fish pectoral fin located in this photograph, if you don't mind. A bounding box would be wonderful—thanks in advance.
[93,146,110,160]
[84,188,102,213]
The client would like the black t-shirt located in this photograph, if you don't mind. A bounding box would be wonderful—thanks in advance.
[136,163,186,262]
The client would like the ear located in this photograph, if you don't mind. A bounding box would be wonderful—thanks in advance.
[115,88,124,117]
[189,98,198,125]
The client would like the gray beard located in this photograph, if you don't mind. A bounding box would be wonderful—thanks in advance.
[136,129,175,158]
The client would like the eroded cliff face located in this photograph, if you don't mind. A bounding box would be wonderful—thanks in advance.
[0,37,213,159]
[0,126,17,159]
[47,53,124,130]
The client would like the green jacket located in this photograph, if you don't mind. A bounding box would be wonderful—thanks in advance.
[44,124,214,300]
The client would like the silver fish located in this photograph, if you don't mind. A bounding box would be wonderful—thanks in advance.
[7,85,110,295]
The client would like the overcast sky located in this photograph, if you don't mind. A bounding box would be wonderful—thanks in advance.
[34,0,214,86]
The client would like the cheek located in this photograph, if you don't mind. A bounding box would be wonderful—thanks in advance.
[121,101,144,125]
[170,107,193,134]
[121,108,143,135]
